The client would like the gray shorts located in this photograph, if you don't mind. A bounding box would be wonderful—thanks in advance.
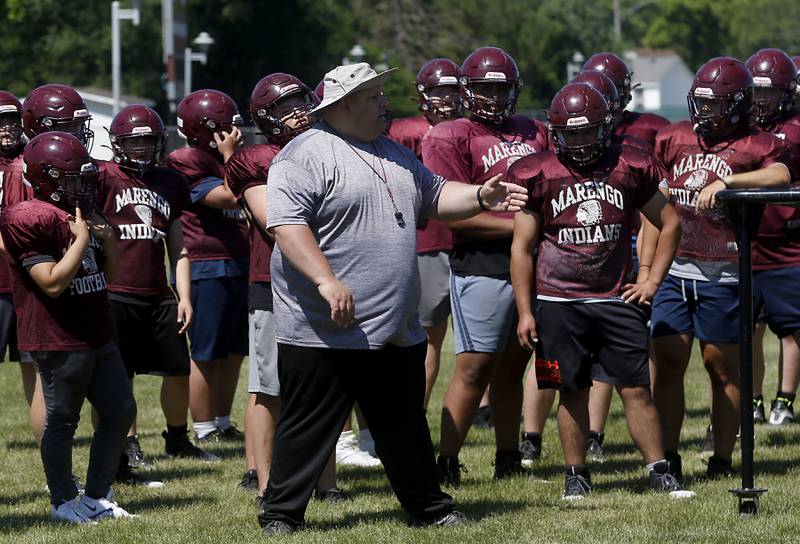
[248,308,280,396]
[450,274,516,354]
[417,251,451,328]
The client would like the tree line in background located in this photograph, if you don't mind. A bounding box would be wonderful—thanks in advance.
[1,0,799,121]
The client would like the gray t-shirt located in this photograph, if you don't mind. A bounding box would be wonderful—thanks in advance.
[267,121,446,349]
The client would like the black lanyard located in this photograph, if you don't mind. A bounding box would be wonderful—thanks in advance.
[344,139,406,228]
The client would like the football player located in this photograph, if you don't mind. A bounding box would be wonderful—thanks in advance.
[423,46,549,485]
[0,90,44,450]
[388,58,462,409]
[21,84,94,151]
[583,52,669,146]
[225,73,341,501]
[509,82,688,500]
[165,90,249,444]
[646,57,792,479]
[0,132,136,523]
[745,48,800,426]
[100,105,218,483]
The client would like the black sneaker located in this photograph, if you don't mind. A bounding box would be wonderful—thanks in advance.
[665,451,683,482]
[705,455,736,479]
[261,520,296,535]
[314,487,347,503]
[255,493,267,513]
[196,429,222,443]
[163,430,220,462]
[562,466,591,500]
[753,397,766,424]
[493,450,525,480]
[219,424,244,441]
[649,460,696,498]
[408,510,467,528]
[238,469,258,491]
[586,431,605,463]
[437,455,466,487]
[123,435,152,470]
[473,405,494,429]
[519,432,542,468]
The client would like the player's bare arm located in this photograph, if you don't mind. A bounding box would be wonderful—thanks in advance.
[622,191,681,305]
[272,224,354,328]
[696,162,791,210]
[167,220,193,333]
[28,207,91,298]
[511,208,541,350]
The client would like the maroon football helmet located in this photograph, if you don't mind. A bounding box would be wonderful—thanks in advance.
[250,73,318,146]
[109,105,167,173]
[21,84,94,151]
[0,91,24,155]
[583,52,633,109]
[415,58,463,121]
[460,47,522,124]
[688,57,754,140]
[571,70,621,120]
[314,80,325,101]
[548,83,612,166]
[746,48,797,127]
[23,131,98,213]
[177,89,244,151]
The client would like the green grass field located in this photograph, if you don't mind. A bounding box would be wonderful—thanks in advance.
[0,330,798,543]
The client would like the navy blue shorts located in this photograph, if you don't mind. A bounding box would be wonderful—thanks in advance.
[188,276,249,362]
[651,274,739,344]
[754,266,800,338]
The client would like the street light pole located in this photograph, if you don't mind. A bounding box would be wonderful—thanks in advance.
[111,1,140,115]
[184,32,214,96]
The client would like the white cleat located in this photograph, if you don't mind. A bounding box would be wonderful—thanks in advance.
[51,498,96,525]
[76,494,138,521]
[336,431,381,468]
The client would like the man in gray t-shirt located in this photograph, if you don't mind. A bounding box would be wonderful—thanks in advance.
[258,62,528,535]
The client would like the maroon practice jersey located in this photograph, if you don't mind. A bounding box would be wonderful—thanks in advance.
[225,143,279,284]
[615,111,670,147]
[388,115,452,253]
[422,115,549,275]
[165,146,249,262]
[511,146,659,299]
[97,161,189,295]
[753,111,800,269]
[1,199,110,350]
[655,121,792,263]
[0,153,30,293]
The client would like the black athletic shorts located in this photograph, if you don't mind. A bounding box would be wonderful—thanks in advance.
[534,300,649,392]
[109,293,190,379]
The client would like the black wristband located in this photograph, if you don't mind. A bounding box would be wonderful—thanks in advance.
[477,186,489,211]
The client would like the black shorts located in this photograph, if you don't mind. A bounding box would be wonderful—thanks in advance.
[534,300,650,392]
[109,294,191,379]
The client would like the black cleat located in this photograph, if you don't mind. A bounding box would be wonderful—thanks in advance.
[261,520,296,535]
[116,464,165,489]
[665,451,683,482]
[437,455,465,487]
[314,487,347,503]
[238,469,258,490]
[562,465,591,500]
[493,450,525,480]
[586,431,606,463]
[219,424,245,441]
[705,455,737,479]
[408,510,467,528]
[123,435,152,470]
[519,432,542,467]
[753,397,766,424]
[649,460,696,498]
[163,430,220,462]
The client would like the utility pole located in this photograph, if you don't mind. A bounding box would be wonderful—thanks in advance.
[111,1,140,115]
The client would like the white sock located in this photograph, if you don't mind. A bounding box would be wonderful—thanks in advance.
[193,420,217,439]
[338,430,354,442]
[215,415,231,430]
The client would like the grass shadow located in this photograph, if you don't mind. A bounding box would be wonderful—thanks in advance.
[0,488,48,506]
[0,512,51,533]
[124,493,217,513]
